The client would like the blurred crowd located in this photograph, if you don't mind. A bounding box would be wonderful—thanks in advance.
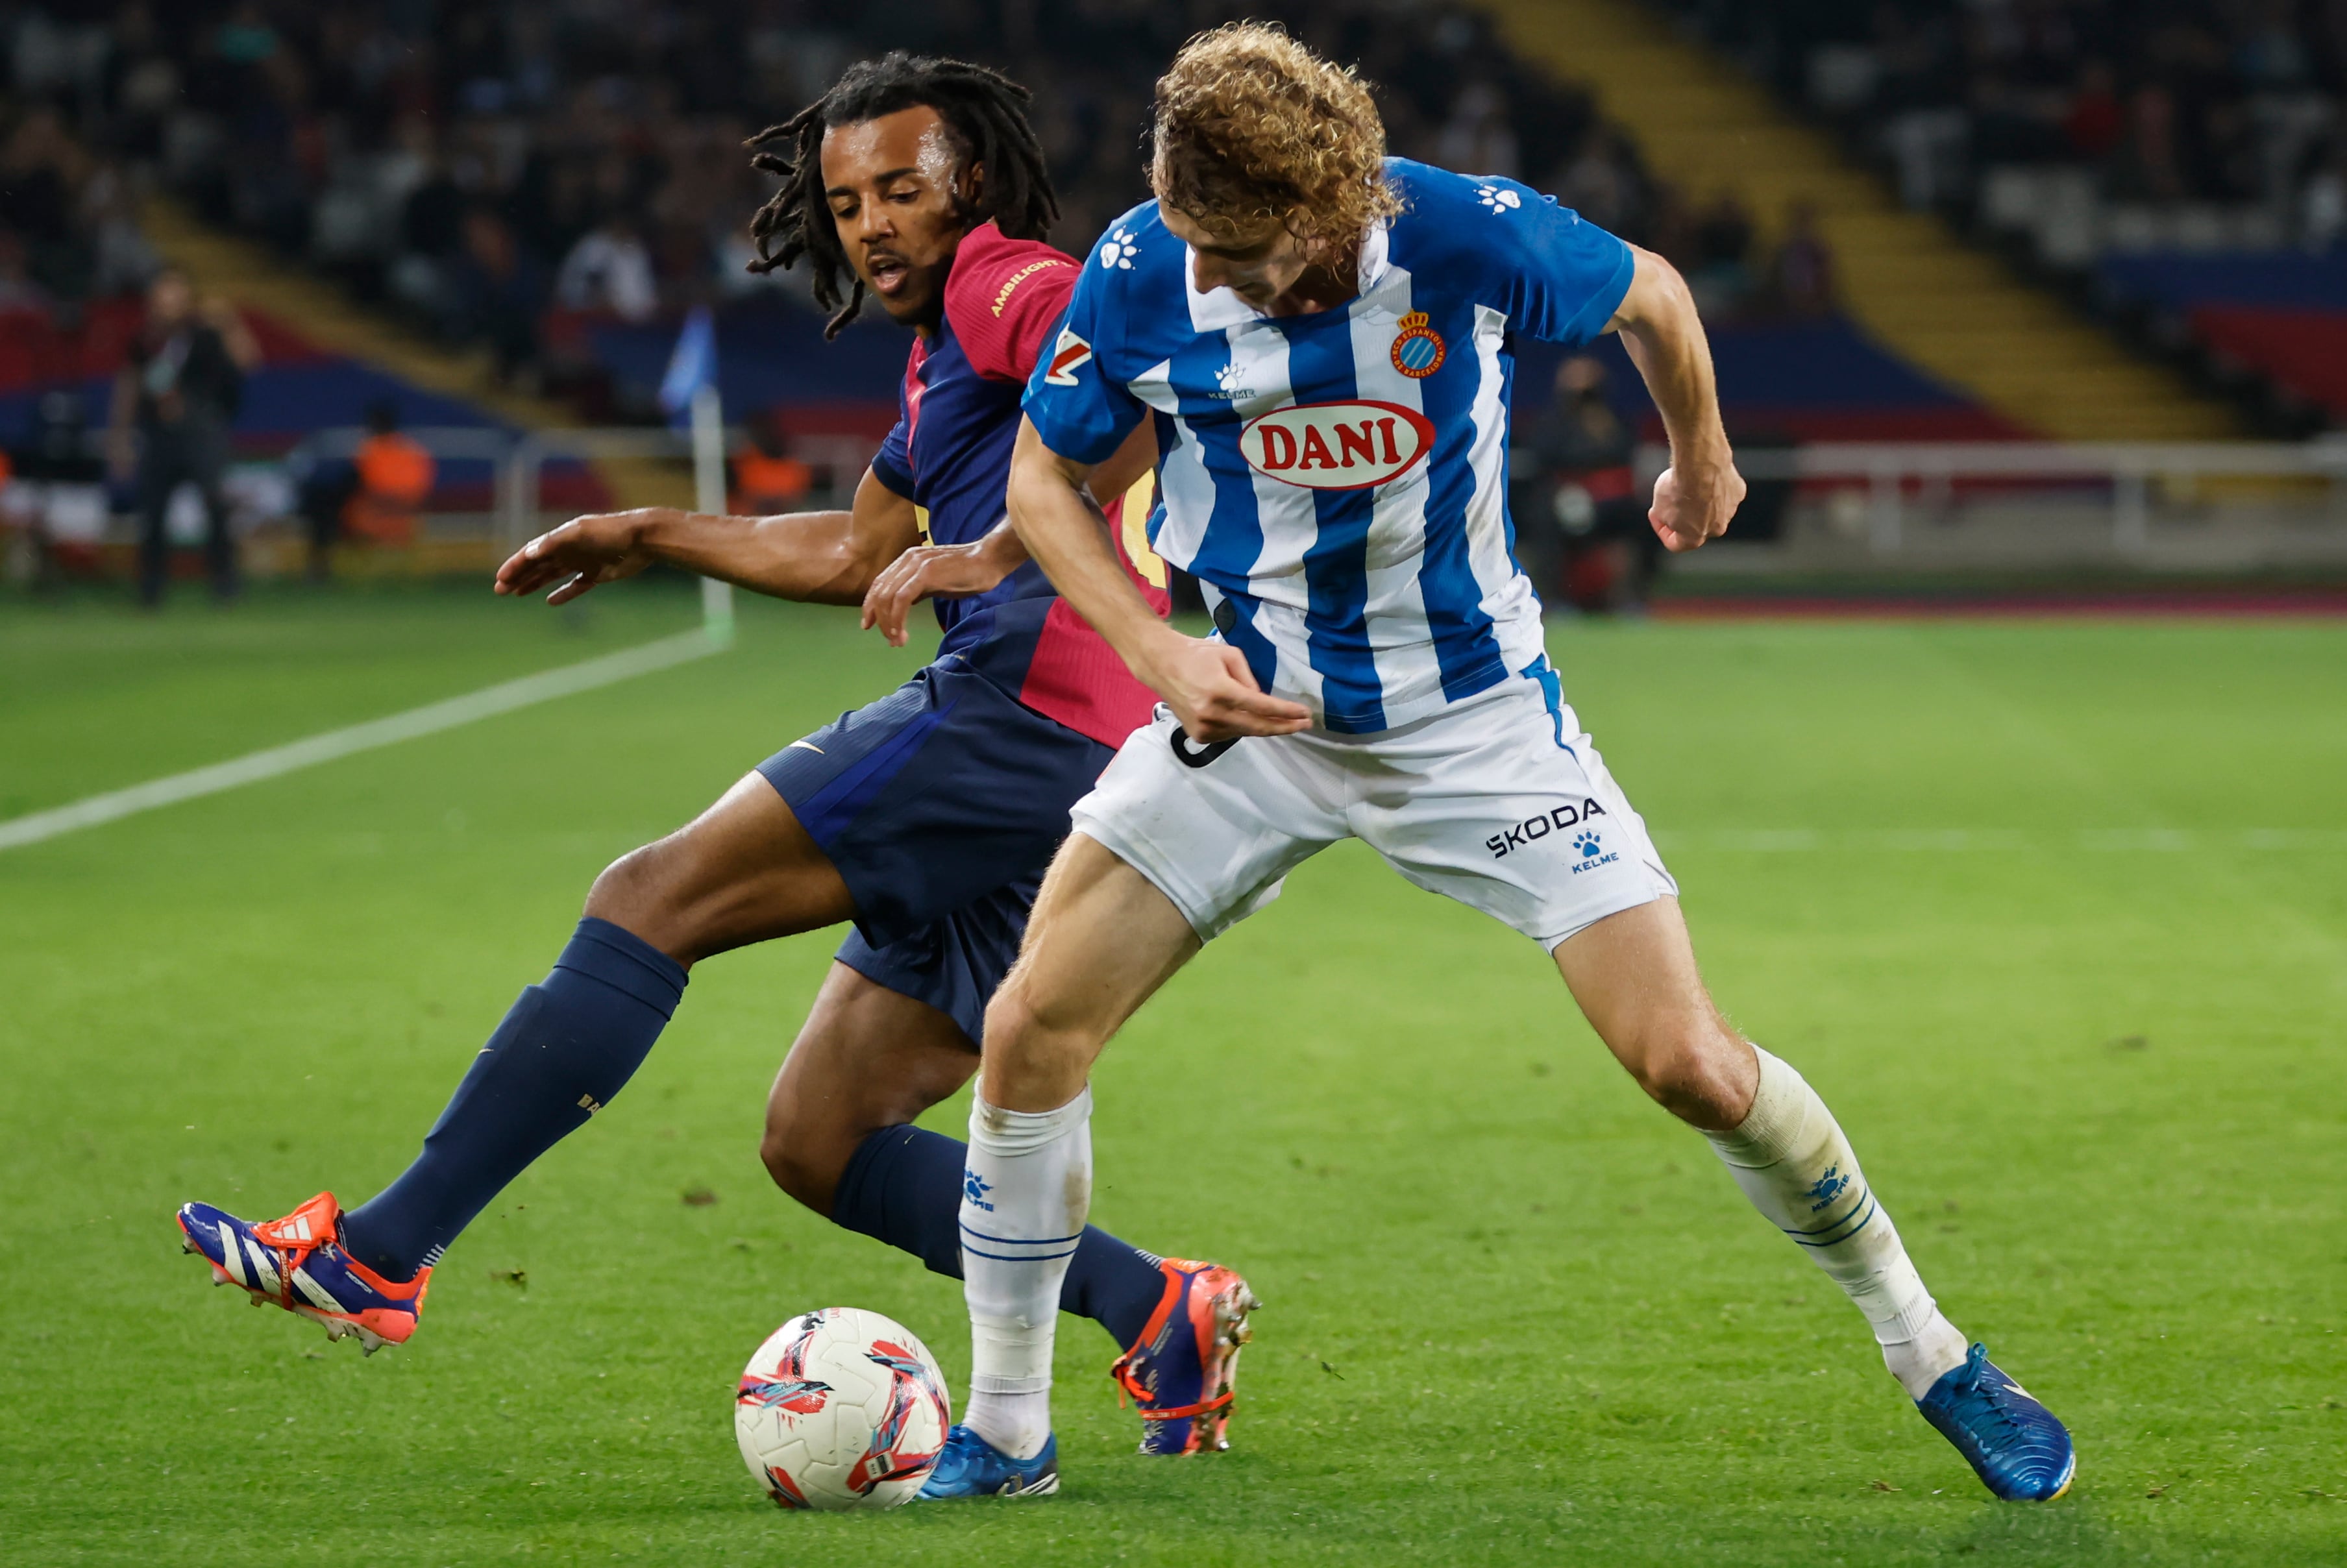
[0,99,155,311]
[1669,0,2347,245]
[0,1,1841,410]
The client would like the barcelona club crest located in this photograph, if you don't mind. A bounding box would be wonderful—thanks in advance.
[1390,312,1445,378]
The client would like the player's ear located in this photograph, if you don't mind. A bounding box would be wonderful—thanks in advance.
[959,158,986,217]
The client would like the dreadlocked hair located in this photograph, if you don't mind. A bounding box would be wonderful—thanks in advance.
[743,53,1057,339]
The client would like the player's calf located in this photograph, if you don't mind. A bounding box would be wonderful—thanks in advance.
[757,966,981,1217]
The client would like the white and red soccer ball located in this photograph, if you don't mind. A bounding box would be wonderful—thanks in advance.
[735,1307,951,1511]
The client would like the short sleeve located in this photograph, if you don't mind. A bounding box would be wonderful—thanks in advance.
[1480,180,1636,347]
[1020,257,1146,465]
[953,252,1079,382]
[870,413,915,498]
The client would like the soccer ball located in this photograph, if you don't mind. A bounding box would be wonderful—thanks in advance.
[734,1306,952,1511]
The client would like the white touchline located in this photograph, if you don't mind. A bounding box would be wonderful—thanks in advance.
[5,643,2338,859]
[0,626,728,853]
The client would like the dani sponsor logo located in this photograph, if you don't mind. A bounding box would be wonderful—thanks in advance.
[1238,400,1434,491]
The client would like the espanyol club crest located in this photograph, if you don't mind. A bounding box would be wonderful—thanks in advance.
[1390,311,1445,378]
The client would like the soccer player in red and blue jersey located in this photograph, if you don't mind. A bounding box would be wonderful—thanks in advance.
[175,55,1253,1462]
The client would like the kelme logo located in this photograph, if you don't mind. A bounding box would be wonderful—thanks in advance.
[1238,400,1434,491]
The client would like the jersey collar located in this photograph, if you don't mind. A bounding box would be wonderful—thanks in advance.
[1182,217,1391,332]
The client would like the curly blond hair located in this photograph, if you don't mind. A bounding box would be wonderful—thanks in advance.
[1150,22,1401,252]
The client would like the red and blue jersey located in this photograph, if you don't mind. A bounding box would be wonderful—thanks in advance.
[867,221,1170,748]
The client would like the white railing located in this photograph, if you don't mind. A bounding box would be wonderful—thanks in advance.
[269,425,880,548]
[76,426,2347,563]
[495,429,876,547]
[1635,439,2347,556]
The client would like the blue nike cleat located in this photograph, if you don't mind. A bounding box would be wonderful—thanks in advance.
[177,1192,429,1354]
[1110,1258,1259,1454]
[1915,1342,2076,1501]
[915,1425,1059,1499]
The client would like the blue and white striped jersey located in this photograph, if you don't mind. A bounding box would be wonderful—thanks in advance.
[1022,158,1634,734]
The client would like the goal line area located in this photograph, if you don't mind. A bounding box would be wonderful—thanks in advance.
[0,626,728,853]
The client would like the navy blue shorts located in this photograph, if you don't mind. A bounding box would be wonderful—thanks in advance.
[757,657,1115,1044]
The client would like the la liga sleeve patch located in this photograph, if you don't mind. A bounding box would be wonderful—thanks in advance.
[1042,327,1092,386]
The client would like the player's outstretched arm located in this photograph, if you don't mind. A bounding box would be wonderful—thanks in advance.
[1606,247,1747,553]
[1007,417,1309,743]
[493,467,923,607]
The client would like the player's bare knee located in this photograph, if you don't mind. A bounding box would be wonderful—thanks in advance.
[582,837,704,960]
[758,1131,827,1211]
[978,983,1096,1105]
[584,841,667,924]
[757,1103,842,1214]
[979,985,1046,1061]
[756,1120,803,1193]
[1621,1016,1746,1129]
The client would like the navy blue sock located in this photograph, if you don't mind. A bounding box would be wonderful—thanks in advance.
[341,918,687,1281]
[832,1123,1167,1349]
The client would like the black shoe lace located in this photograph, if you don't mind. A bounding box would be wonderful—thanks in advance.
[1952,1346,2024,1442]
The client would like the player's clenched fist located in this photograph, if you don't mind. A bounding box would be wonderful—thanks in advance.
[1139,630,1313,743]
[495,510,661,604]
[1648,462,1746,553]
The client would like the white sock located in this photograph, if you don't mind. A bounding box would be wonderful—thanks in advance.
[1704,1046,1969,1399]
[959,1088,1092,1460]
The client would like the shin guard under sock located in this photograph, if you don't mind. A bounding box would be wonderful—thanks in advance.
[341,918,686,1280]
[1704,1045,1968,1397]
[832,1123,1165,1348]
[959,1090,1091,1460]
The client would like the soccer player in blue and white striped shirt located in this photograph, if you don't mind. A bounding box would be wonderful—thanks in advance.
[916,24,2074,1505]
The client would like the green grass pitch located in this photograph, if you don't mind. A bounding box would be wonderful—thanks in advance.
[3,583,2342,1565]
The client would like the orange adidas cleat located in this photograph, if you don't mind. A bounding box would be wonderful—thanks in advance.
[176,1192,429,1354]
[1109,1258,1259,1455]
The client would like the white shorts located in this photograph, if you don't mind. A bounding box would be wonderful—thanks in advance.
[1069,668,1678,951]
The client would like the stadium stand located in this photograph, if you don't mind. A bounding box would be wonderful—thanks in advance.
[1486,0,2243,441]
[0,82,617,583]
[0,2,2054,472]
[18,0,2334,593]
[1645,0,2344,434]
[2095,249,2347,424]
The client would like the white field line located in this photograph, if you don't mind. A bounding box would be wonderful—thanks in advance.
[0,627,726,853]
[6,646,2337,859]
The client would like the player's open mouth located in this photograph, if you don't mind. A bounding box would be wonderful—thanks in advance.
[867,254,911,295]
